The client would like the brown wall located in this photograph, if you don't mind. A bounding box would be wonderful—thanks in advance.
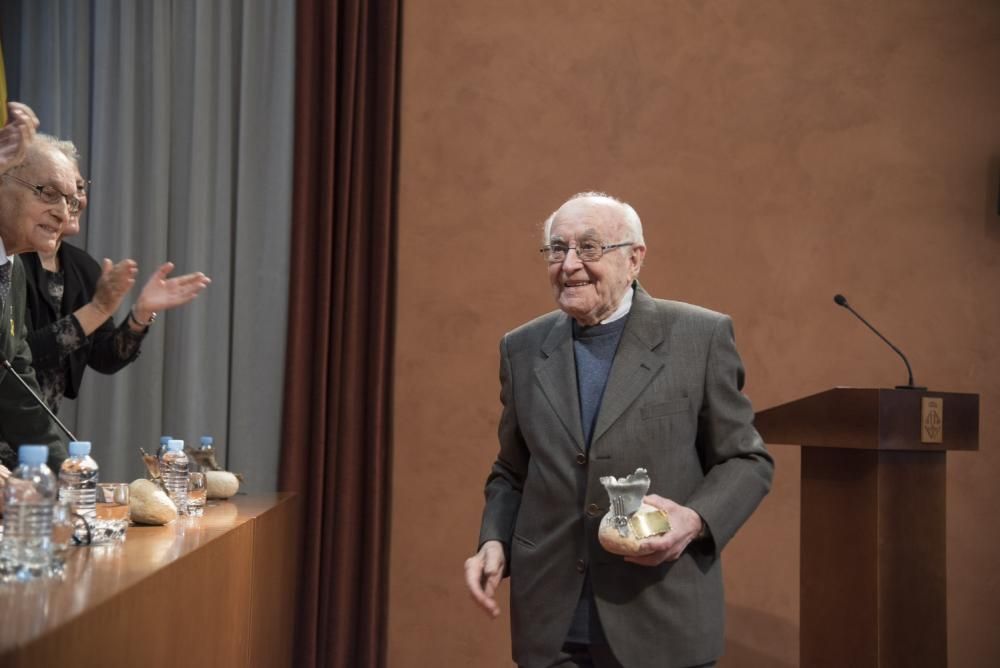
[390,2,1000,666]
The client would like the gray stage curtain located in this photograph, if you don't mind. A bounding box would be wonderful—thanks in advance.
[1,0,295,491]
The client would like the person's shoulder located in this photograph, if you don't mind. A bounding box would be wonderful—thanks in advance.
[59,243,102,276]
[640,288,728,324]
[502,309,564,347]
[15,252,39,278]
[650,297,728,323]
[59,242,99,266]
[636,291,732,343]
[12,254,36,287]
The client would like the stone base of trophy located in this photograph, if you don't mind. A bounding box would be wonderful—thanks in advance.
[598,502,671,556]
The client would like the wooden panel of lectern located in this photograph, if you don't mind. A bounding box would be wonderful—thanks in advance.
[755,387,978,668]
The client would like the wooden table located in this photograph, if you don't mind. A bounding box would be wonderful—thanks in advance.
[0,493,300,668]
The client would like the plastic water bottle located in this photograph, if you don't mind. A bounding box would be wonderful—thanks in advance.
[156,434,173,460]
[194,436,215,473]
[160,439,189,516]
[58,441,99,518]
[1,445,57,580]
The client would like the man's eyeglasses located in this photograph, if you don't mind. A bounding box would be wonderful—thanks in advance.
[540,240,634,263]
[2,173,81,214]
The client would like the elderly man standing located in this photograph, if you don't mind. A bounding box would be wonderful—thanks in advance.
[0,109,73,473]
[465,192,774,668]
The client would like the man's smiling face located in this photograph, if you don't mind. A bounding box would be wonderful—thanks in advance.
[546,196,645,326]
[0,145,76,255]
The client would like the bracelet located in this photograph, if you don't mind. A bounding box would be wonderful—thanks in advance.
[129,305,157,328]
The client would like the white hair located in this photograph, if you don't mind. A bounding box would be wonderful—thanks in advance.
[7,133,79,173]
[542,191,645,245]
[51,137,81,165]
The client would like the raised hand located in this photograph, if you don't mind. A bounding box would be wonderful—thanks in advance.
[0,102,40,172]
[132,262,210,322]
[92,258,138,317]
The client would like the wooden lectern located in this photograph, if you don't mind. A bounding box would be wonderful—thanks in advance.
[754,388,978,668]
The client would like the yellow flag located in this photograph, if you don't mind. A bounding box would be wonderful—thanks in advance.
[0,37,7,126]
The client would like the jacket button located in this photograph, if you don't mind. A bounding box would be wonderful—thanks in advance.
[586,503,601,517]
[576,559,586,573]
[575,452,587,465]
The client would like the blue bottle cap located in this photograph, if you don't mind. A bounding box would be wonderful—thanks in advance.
[18,445,49,464]
[68,441,92,456]
[200,436,213,447]
[167,439,184,452]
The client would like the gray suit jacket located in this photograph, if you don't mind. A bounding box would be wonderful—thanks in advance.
[0,257,67,470]
[479,285,774,668]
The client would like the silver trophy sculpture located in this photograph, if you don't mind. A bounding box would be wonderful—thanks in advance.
[598,468,671,556]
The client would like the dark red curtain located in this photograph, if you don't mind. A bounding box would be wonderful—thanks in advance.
[279,1,400,666]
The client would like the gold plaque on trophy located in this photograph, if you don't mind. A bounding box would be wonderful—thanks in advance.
[628,508,671,539]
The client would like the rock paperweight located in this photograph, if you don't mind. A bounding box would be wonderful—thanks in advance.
[206,470,240,499]
[129,479,178,525]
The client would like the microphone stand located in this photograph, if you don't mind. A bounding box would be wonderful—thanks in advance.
[833,294,926,390]
[0,356,78,441]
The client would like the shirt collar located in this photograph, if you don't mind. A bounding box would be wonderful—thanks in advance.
[600,285,634,325]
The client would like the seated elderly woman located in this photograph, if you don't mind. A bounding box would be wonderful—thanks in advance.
[0,135,211,473]
[18,139,211,416]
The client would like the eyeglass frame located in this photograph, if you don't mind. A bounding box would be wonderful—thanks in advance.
[2,172,81,214]
[539,240,635,263]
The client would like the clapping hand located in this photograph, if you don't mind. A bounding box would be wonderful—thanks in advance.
[132,262,211,321]
[92,258,138,317]
[0,102,39,172]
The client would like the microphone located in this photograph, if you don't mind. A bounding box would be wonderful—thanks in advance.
[833,294,926,390]
[0,353,78,441]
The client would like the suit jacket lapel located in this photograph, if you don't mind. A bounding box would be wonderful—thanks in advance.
[534,313,586,451]
[590,286,666,445]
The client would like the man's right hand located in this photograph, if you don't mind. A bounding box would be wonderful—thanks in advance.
[0,102,39,172]
[463,540,506,618]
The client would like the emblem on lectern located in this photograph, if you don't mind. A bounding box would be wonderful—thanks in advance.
[921,397,943,443]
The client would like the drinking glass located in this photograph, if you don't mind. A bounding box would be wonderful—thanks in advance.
[188,472,207,517]
[93,483,130,543]
[48,500,76,575]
